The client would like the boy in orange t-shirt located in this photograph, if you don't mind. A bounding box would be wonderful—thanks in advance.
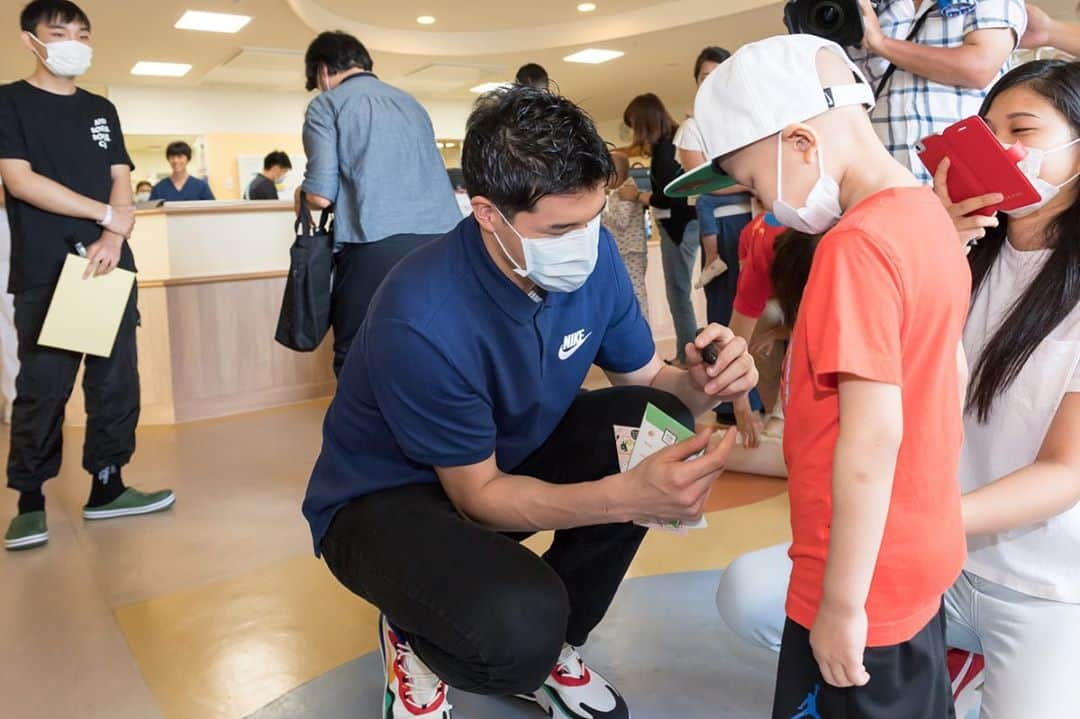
[668,35,970,718]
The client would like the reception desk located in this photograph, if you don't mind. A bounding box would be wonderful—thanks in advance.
[67,201,335,426]
[66,202,705,426]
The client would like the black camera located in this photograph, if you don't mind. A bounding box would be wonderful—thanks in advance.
[783,0,875,47]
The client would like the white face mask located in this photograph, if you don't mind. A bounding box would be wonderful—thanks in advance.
[28,34,92,78]
[492,210,601,294]
[771,133,843,234]
[134,191,151,203]
[1005,138,1080,218]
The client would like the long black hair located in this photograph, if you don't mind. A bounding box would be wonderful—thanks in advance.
[771,228,821,329]
[967,60,1080,422]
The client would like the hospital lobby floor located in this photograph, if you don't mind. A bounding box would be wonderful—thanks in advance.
[1,368,791,719]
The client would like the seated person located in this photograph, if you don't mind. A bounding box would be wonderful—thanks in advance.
[133,180,152,203]
[150,140,215,201]
[301,85,757,719]
[245,150,290,200]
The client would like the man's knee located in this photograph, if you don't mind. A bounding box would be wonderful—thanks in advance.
[716,544,790,652]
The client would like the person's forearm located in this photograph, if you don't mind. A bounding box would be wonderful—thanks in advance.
[821,427,900,611]
[649,364,722,417]
[875,37,1002,89]
[454,471,628,532]
[6,170,107,222]
[730,311,759,345]
[963,461,1080,536]
[1048,18,1080,57]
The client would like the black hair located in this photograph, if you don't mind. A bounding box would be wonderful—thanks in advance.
[304,31,373,91]
[20,0,89,33]
[515,63,549,90]
[135,180,152,192]
[263,150,292,171]
[622,93,678,154]
[967,59,1080,422]
[166,141,192,160]
[693,46,730,83]
[770,228,821,329]
[462,85,614,218]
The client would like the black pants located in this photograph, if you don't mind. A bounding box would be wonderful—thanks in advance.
[7,283,140,492]
[330,233,442,376]
[772,605,955,719]
[320,386,693,696]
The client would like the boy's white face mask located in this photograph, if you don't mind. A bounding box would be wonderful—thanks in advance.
[771,133,843,234]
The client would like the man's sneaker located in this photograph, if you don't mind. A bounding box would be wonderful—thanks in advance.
[5,511,48,551]
[379,615,452,718]
[518,644,630,719]
[83,487,175,520]
[949,648,985,719]
[694,258,728,289]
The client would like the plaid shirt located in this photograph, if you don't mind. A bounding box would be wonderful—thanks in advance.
[848,0,1027,183]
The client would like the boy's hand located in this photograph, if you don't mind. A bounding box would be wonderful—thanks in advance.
[733,395,763,449]
[83,232,124,279]
[858,0,885,54]
[810,601,871,688]
[102,204,136,239]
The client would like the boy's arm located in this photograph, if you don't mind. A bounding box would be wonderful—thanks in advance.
[811,376,903,689]
[858,0,1020,90]
[83,164,134,278]
[0,158,134,237]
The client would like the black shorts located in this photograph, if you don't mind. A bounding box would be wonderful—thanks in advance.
[771,604,955,719]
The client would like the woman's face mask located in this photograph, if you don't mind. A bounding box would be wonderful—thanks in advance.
[491,210,602,294]
[1004,138,1080,218]
[134,191,151,203]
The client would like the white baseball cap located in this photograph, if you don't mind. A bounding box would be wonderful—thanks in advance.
[666,34,874,198]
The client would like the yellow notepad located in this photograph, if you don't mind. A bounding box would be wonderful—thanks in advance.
[38,254,136,357]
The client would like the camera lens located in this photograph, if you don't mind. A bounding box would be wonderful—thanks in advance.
[809,1,845,31]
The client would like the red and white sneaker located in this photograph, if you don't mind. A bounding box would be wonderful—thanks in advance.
[948,648,985,719]
[379,615,453,718]
[518,644,630,719]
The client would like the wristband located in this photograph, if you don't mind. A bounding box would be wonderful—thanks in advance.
[98,204,113,228]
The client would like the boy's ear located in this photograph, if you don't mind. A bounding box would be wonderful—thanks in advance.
[781,124,818,165]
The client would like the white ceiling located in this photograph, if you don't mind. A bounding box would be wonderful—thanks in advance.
[1,0,1076,127]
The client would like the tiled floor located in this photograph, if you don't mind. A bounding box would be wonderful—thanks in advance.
[2,347,790,719]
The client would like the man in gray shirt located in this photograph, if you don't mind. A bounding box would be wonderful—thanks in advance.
[300,31,461,374]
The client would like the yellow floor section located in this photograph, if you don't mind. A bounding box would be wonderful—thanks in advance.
[116,491,790,719]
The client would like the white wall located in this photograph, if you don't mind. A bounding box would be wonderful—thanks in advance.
[107,85,472,139]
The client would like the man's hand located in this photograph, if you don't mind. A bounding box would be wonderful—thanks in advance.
[1021,4,1054,49]
[859,0,885,53]
[686,324,758,402]
[83,232,124,279]
[810,601,871,688]
[932,157,1002,247]
[622,427,736,523]
[102,204,135,239]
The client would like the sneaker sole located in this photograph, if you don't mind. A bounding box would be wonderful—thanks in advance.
[5,530,48,550]
[83,493,176,520]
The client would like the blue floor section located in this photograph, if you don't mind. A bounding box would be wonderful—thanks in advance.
[248,570,778,718]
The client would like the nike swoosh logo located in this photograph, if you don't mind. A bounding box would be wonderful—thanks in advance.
[557,332,593,361]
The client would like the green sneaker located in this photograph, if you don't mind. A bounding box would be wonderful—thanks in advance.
[5,511,48,551]
[83,487,175,520]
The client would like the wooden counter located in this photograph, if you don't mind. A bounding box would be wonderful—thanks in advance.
[66,201,335,426]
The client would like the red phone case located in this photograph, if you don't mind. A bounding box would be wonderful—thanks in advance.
[917,116,1039,216]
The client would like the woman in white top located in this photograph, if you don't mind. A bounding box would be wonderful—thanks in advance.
[714,60,1080,719]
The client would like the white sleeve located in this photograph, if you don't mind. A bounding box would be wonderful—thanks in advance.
[676,117,703,152]
[1070,359,1080,393]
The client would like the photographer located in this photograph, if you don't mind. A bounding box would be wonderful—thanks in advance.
[847,0,1027,182]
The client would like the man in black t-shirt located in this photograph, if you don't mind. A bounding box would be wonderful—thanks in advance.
[0,1,175,551]
[245,150,291,201]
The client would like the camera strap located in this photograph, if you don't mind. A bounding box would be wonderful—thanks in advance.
[873,3,934,100]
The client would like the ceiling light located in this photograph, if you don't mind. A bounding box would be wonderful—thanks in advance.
[131,62,192,77]
[444,142,456,148]
[174,10,252,33]
[470,82,512,93]
[577,3,598,11]
[563,48,623,64]
[417,15,436,25]
[436,142,445,149]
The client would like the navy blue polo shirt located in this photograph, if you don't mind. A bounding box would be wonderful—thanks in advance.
[302,216,656,553]
[149,175,215,202]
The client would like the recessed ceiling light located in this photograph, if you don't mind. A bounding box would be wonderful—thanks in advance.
[470,82,512,93]
[174,10,251,33]
[563,48,623,64]
[417,15,436,25]
[577,3,598,11]
[436,142,445,149]
[444,142,456,148]
[131,61,192,77]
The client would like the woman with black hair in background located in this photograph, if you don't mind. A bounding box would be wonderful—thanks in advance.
[622,93,699,367]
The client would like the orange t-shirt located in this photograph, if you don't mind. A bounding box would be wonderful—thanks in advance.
[782,187,970,647]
